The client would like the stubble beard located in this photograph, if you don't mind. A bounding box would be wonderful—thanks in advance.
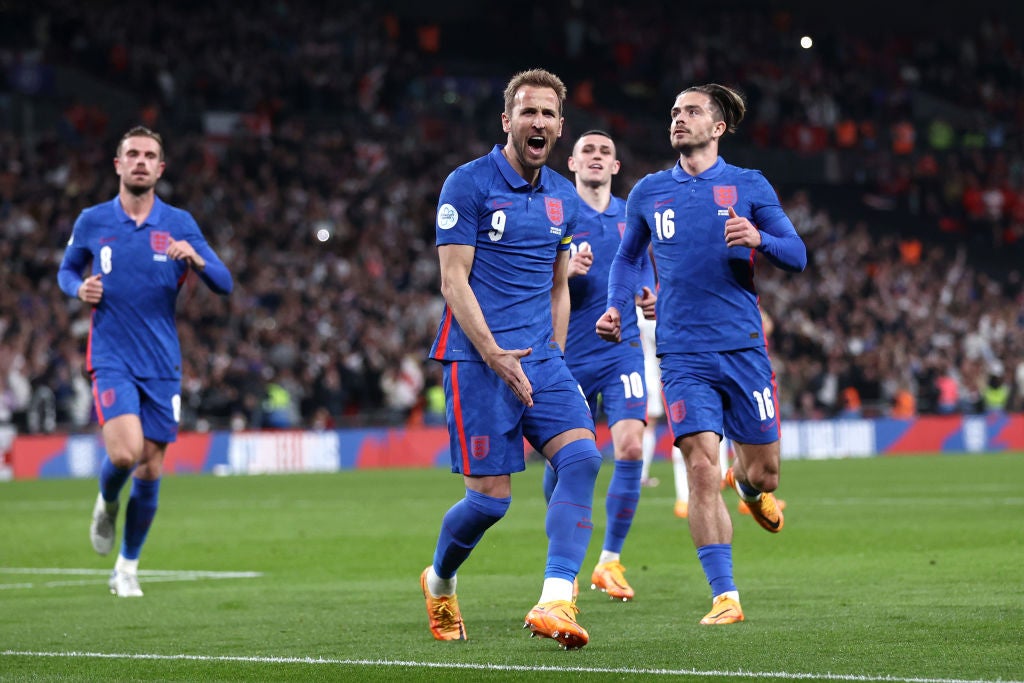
[123,178,156,196]
[671,129,714,157]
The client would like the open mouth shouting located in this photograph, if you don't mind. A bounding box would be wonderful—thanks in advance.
[527,135,547,156]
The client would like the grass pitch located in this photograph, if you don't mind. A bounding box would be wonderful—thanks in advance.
[1,453,1022,681]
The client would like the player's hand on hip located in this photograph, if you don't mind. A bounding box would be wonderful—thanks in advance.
[488,347,535,407]
[166,238,207,271]
[595,307,622,343]
[568,244,593,278]
[724,206,762,249]
[78,274,103,304]
[637,286,657,320]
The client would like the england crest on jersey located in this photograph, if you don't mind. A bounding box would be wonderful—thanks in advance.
[545,197,563,226]
[713,186,737,208]
[150,231,171,253]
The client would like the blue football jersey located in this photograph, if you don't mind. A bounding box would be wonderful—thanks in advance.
[565,195,653,369]
[430,145,580,362]
[58,196,233,379]
[608,157,806,354]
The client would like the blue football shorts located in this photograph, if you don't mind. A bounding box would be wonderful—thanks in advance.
[567,339,648,428]
[442,357,595,476]
[659,347,780,445]
[91,368,181,444]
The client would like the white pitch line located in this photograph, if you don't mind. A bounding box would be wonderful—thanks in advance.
[0,567,262,590]
[0,568,262,577]
[0,651,1019,683]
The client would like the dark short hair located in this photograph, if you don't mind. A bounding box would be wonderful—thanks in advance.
[116,126,165,160]
[679,84,747,134]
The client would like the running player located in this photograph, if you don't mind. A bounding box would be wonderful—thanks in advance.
[598,84,806,625]
[58,126,233,597]
[543,130,655,602]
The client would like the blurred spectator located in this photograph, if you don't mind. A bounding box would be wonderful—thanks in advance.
[1,0,1021,432]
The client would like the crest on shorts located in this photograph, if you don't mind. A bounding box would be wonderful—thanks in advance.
[669,399,686,423]
[100,388,116,408]
[469,435,490,459]
[545,197,564,226]
[713,186,737,208]
[150,230,171,254]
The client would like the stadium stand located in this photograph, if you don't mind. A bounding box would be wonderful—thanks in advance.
[1,1,1022,432]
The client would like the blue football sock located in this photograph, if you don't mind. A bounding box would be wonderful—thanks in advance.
[121,477,160,561]
[542,461,557,504]
[99,456,134,503]
[603,459,643,554]
[696,543,737,597]
[544,440,602,582]
[433,488,510,579]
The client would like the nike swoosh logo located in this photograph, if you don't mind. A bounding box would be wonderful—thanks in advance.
[491,200,513,209]
[654,198,674,209]
[753,511,781,530]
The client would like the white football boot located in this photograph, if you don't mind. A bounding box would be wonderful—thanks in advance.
[90,493,118,556]
[108,571,144,597]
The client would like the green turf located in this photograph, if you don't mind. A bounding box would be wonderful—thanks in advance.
[1,453,1022,682]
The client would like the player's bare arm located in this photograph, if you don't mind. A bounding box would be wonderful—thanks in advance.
[438,243,534,407]
[550,249,571,352]
[166,238,206,271]
[723,206,762,249]
[595,306,622,343]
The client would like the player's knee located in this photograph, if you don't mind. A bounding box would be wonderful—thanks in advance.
[464,489,511,521]
[580,448,603,478]
[745,463,779,493]
[689,451,724,487]
[105,447,138,469]
[616,439,643,462]
[550,438,602,476]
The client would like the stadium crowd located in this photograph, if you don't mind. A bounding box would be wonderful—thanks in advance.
[1,0,1022,434]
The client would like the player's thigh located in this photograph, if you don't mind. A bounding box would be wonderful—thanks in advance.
[522,358,596,453]
[443,361,527,476]
[92,369,142,426]
[659,352,724,441]
[101,414,145,466]
[93,370,144,463]
[719,347,780,446]
[137,377,182,444]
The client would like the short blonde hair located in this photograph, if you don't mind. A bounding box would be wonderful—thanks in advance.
[503,68,567,117]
